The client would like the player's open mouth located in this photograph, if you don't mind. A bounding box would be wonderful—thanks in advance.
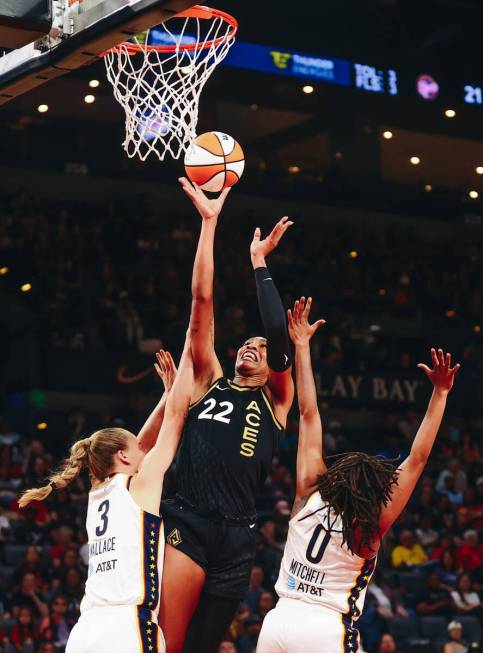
[242,351,258,362]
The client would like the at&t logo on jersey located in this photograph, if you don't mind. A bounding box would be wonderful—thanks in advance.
[289,557,326,597]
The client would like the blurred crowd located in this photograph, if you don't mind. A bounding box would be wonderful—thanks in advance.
[0,187,482,653]
[1,189,483,376]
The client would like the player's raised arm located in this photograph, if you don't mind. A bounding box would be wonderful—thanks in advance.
[378,348,460,536]
[179,177,228,394]
[130,336,194,515]
[288,297,327,513]
[137,349,177,452]
[250,217,295,425]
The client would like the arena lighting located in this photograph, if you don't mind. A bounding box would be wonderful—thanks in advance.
[0,266,8,275]
[444,109,456,118]
[89,79,100,88]
[476,166,483,175]
[378,288,386,296]
[410,156,421,165]
[446,310,456,317]
[382,130,393,139]
[424,184,433,192]
[469,190,479,199]
[348,250,358,259]
[474,325,481,333]
[36,422,48,430]
[37,104,48,113]
[84,94,96,104]
[288,165,300,174]
[302,85,314,94]
[20,283,32,292]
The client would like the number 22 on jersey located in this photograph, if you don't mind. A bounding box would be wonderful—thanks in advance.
[198,398,234,424]
[195,394,264,458]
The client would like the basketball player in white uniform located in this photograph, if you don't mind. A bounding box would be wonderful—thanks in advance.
[19,340,194,653]
[257,297,461,653]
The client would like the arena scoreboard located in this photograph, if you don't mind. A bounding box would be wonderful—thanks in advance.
[151,28,483,108]
[223,41,482,107]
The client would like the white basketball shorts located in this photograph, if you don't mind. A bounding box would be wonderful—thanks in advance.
[257,597,361,653]
[66,605,165,653]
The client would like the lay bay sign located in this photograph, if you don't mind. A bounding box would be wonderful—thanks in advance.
[315,373,423,405]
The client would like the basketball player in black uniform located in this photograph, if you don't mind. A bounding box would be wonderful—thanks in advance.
[158,178,295,653]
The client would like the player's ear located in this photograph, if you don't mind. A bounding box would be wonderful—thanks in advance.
[117,449,130,465]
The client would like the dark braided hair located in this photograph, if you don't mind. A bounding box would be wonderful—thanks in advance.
[318,452,400,555]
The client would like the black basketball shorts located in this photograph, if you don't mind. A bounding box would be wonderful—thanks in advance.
[161,499,257,600]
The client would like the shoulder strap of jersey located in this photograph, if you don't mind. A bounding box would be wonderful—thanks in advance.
[260,388,284,431]
[295,491,324,521]
[296,495,343,533]
[189,377,224,410]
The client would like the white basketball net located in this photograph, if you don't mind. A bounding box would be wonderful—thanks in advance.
[103,8,236,161]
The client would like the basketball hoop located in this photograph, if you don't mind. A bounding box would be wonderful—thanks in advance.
[99,6,237,161]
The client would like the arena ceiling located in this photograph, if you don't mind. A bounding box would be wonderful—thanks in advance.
[220,0,483,67]
[3,0,483,203]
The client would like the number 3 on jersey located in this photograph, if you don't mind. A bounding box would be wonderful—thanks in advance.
[198,398,234,424]
[96,499,110,537]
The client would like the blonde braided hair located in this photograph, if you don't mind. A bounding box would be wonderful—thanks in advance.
[19,428,132,508]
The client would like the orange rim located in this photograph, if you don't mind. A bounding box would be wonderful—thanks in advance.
[99,5,237,56]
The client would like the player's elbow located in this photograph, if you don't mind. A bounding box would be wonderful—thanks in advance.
[297,456,325,487]
[299,411,321,435]
[166,405,189,422]
[300,407,319,421]
[296,475,320,498]
[408,451,429,469]
[192,291,212,304]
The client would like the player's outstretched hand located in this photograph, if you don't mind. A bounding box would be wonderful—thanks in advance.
[154,349,177,392]
[287,297,326,347]
[178,176,230,221]
[250,216,293,267]
[417,348,460,394]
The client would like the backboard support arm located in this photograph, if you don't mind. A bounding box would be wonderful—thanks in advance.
[0,0,196,104]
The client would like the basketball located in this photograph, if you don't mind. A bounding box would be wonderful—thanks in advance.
[184,131,245,192]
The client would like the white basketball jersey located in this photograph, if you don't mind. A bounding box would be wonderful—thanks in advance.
[81,474,164,616]
[275,492,376,620]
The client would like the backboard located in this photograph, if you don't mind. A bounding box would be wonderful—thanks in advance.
[0,0,196,105]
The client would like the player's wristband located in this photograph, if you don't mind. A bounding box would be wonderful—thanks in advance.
[254,266,292,372]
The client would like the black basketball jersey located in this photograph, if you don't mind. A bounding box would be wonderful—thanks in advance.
[175,377,284,520]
